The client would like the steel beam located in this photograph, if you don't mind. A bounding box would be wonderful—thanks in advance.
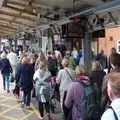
[108,12,118,25]
[95,15,104,28]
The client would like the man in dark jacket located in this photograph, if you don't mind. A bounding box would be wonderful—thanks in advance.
[96,49,108,70]
[101,53,120,113]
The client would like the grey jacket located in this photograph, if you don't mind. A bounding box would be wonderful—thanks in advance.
[33,69,51,102]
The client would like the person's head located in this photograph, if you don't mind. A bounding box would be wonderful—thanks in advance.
[111,47,116,55]
[76,65,85,76]
[79,48,82,52]
[1,52,6,59]
[48,51,51,58]
[110,53,120,67]
[65,51,71,59]
[106,72,120,101]
[73,47,76,51]
[30,53,37,64]
[20,54,27,63]
[62,59,69,68]
[38,51,45,60]
[100,49,104,54]
[92,61,103,71]
[22,56,30,64]
[92,48,95,53]
[39,59,47,71]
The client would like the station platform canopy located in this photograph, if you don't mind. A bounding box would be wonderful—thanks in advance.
[0,0,116,37]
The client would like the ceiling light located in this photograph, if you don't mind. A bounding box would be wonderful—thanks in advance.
[0,0,4,8]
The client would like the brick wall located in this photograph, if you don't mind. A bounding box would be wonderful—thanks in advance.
[98,27,120,56]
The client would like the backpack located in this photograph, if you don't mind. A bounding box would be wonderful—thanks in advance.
[76,80,101,120]
[48,59,58,73]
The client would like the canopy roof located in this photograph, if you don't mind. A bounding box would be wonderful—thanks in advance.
[0,0,111,36]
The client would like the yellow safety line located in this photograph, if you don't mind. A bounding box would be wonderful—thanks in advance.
[0,103,11,108]
[0,104,20,116]
[20,112,34,120]
[31,104,40,117]
[2,115,17,120]
[0,98,10,103]
[0,103,32,113]
[0,95,17,100]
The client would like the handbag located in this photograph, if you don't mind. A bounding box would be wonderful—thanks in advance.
[10,73,14,83]
[32,88,36,98]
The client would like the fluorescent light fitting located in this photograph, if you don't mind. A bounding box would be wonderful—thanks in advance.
[0,0,4,8]
[94,5,120,14]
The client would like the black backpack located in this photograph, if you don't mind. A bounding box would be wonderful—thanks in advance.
[76,80,101,120]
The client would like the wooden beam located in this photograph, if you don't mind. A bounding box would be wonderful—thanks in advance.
[5,5,37,17]
[0,17,32,26]
[0,10,38,21]
[0,22,18,28]
[0,24,17,30]
[0,27,15,32]
[7,0,27,8]
[0,29,13,33]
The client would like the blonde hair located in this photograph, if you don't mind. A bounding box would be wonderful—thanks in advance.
[92,61,102,71]
[22,56,30,64]
[76,65,85,76]
[62,59,69,68]
[39,59,47,71]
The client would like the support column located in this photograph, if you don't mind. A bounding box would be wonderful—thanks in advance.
[83,32,92,74]
[23,39,26,51]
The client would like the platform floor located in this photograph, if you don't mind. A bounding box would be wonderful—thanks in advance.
[0,76,62,120]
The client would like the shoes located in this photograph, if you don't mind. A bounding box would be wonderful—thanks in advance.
[7,90,10,93]
[47,113,52,120]
[26,106,30,110]
[21,102,25,108]
[39,117,44,120]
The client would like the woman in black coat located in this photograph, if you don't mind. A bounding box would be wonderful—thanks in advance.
[16,56,33,109]
[0,53,12,92]
[90,61,106,100]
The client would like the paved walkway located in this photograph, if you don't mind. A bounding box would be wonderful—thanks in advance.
[0,75,62,120]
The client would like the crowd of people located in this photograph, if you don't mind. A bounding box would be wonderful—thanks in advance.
[0,46,120,120]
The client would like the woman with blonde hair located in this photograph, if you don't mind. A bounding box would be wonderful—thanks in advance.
[16,56,33,109]
[56,58,76,112]
[35,51,46,71]
[90,61,106,99]
[64,65,88,120]
[33,59,52,120]
[76,65,89,82]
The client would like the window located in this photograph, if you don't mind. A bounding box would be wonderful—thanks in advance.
[110,36,113,41]
[117,40,120,53]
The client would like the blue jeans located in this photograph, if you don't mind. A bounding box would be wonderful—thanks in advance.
[2,73,10,90]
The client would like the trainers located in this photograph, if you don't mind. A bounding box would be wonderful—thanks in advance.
[39,117,44,120]
[21,102,25,108]
[47,113,52,120]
